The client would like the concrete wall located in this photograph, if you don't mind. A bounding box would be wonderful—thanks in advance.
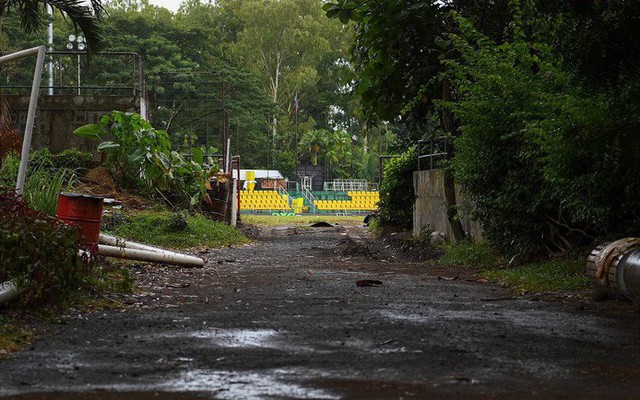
[413,169,483,241]
[5,95,139,154]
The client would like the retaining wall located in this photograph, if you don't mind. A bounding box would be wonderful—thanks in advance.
[5,95,138,154]
[413,169,483,241]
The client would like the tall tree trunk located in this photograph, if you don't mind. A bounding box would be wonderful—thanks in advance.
[441,79,466,241]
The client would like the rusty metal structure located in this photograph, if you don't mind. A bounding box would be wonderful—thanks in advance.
[587,238,640,300]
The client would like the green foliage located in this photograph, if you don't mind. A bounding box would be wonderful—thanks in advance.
[0,0,105,53]
[484,259,590,293]
[438,241,501,269]
[444,7,640,259]
[75,111,215,209]
[377,147,417,228]
[0,192,88,306]
[107,211,249,249]
[298,128,353,178]
[30,149,93,174]
[0,153,77,216]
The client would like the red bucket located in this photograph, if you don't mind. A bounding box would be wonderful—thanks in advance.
[56,193,104,252]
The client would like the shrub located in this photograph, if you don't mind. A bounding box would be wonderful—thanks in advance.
[30,148,93,173]
[443,10,640,259]
[74,111,215,209]
[0,153,76,216]
[0,192,87,305]
[377,147,417,229]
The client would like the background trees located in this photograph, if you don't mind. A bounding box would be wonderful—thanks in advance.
[0,0,380,182]
[325,0,640,258]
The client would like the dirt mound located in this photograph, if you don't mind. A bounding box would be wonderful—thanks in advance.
[337,236,374,258]
[82,167,117,193]
[376,229,444,262]
[77,167,150,210]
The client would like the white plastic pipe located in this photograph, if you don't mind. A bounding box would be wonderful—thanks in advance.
[0,280,19,305]
[98,245,205,268]
[99,233,198,258]
[100,233,167,253]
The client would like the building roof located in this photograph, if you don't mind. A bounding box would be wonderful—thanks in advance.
[232,169,285,181]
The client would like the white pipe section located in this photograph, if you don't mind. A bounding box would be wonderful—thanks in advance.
[98,245,205,268]
[47,5,54,96]
[0,280,19,305]
[226,138,231,173]
[99,233,197,258]
[230,177,238,227]
[7,46,47,195]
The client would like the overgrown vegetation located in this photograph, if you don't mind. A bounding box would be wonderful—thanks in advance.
[0,192,87,305]
[438,240,501,269]
[377,147,417,229]
[0,153,76,216]
[106,211,248,249]
[326,0,640,263]
[437,240,589,292]
[443,6,640,260]
[75,111,216,209]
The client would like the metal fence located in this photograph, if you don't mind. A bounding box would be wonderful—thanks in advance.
[0,51,144,98]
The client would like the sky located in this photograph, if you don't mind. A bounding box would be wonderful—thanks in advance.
[148,0,183,12]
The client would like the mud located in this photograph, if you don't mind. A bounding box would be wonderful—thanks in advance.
[1,225,639,399]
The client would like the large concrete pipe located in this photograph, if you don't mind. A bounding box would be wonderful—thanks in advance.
[0,281,19,306]
[587,238,640,300]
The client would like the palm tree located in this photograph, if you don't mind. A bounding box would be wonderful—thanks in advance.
[0,0,105,53]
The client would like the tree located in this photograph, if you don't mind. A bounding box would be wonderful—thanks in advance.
[229,0,346,169]
[323,0,499,237]
[444,3,640,258]
[0,0,105,53]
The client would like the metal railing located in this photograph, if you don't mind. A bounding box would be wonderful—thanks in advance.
[418,137,448,171]
[277,186,294,209]
[323,179,370,192]
[301,187,317,213]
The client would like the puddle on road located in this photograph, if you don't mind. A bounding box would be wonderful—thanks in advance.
[161,368,340,400]
[377,307,619,342]
[155,328,316,354]
[187,329,278,348]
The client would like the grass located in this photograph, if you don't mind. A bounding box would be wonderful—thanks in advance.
[437,240,590,293]
[108,211,249,249]
[437,240,501,269]
[241,214,364,226]
[0,321,35,355]
[484,259,591,293]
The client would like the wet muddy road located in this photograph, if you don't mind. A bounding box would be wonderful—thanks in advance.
[1,225,640,399]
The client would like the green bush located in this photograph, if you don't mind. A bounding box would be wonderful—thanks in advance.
[74,111,215,209]
[0,192,87,305]
[443,10,640,259]
[30,148,93,173]
[377,147,417,228]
